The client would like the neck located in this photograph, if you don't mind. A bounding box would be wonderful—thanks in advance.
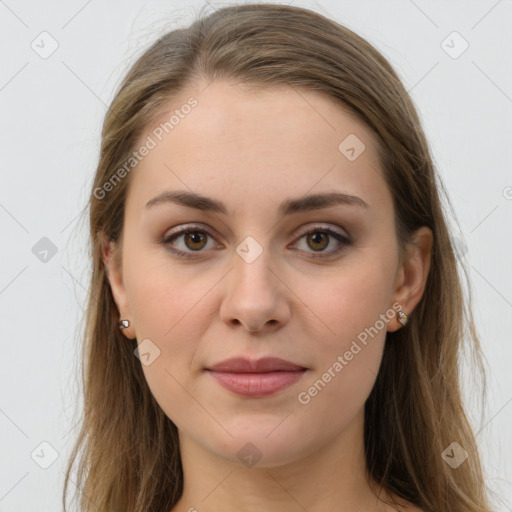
[171,409,395,512]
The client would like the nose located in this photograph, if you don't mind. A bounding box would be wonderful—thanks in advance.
[219,245,290,334]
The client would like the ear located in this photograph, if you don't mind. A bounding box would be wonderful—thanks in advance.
[101,234,136,339]
[387,226,433,332]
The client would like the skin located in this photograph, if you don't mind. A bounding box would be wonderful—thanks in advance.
[103,79,432,512]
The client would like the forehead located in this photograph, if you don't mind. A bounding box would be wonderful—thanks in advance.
[126,80,391,219]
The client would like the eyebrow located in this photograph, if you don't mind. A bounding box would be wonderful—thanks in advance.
[145,190,369,215]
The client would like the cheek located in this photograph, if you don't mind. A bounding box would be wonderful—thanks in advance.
[292,255,395,416]
[293,305,388,442]
[122,254,219,422]
[126,279,207,430]
[127,267,214,383]
[308,258,395,351]
[124,245,216,339]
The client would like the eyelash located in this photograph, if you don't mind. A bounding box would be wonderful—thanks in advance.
[160,224,352,260]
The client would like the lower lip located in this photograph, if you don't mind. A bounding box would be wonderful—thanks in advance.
[206,369,307,397]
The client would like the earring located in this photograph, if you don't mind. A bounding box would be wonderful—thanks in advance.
[397,311,408,327]
[119,319,130,331]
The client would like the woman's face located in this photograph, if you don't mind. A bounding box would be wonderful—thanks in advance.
[105,79,427,467]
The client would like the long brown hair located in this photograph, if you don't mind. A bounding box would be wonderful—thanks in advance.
[63,3,494,511]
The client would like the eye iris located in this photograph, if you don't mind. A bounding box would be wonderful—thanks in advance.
[185,231,207,250]
[308,232,329,251]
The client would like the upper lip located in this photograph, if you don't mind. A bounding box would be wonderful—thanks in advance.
[206,357,306,373]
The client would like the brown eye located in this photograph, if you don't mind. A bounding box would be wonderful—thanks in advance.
[292,226,352,260]
[306,232,329,251]
[162,225,220,259]
[183,231,208,251]
[162,224,351,261]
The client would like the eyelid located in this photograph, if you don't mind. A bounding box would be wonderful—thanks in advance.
[288,224,351,259]
[162,223,223,250]
[161,222,351,259]
[163,222,349,241]
[292,222,349,240]
[163,222,216,239]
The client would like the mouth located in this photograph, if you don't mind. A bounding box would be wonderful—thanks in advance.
[205,357,308,397]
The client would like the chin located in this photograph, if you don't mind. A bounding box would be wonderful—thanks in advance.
[200,423,312,469]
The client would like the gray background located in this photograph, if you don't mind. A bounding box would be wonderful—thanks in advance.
[1,0,511,510]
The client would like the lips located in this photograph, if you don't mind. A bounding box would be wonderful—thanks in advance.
[207,356,306,373]
[205,357,307,397]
